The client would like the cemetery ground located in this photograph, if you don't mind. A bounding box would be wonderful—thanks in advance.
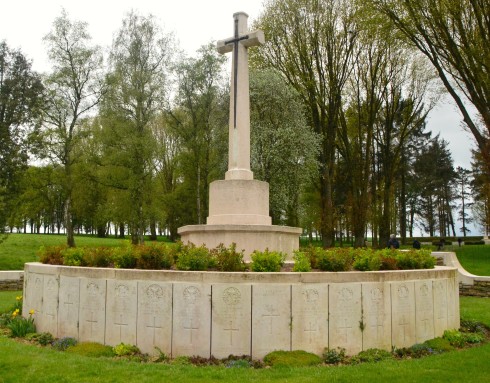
[1,234,490,382]
[0,292,488,383]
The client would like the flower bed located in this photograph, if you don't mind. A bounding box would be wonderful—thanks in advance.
[37,242,435,272]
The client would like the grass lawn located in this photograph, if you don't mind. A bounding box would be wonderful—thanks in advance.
[0,234,130,270]
[453,245,490,276]
[0,293,489,382]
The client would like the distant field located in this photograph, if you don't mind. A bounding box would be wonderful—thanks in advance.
[0,234,128,270]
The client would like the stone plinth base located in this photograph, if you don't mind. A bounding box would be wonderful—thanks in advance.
[207,179,271,225]
[178,224,302,261]
[483,236,490,245]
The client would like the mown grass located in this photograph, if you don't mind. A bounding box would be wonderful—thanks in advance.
[0,293,489,382]
[0,234,134,270]
[454,245,490,276]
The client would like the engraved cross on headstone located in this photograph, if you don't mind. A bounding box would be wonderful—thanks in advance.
[217,12,265,181]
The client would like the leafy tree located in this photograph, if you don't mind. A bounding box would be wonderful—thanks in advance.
[170,43,227,225]
[455,166,473,237]
[0,41,44,233]
[471,150,490,236]
[253,0,357,247]
[101,11,174,244]
[412,135,456,237]
[369,0,490,185]
[249,68,319,226]
[41,10,105,246]
[14,165,65,234]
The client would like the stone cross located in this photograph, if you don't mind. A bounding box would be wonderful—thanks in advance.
[217,12,264,180]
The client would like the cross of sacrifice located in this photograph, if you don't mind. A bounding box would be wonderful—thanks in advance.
[217,12,265,180]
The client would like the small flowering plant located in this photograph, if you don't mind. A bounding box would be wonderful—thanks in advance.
[7,308,36,338]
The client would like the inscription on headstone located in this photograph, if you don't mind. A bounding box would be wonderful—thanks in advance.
[58,276,80,338]
[415,281,434,343]
[105,280,137,345]
[291,284,328,354]
[362,283,391,350]
[391,282,416,348]
[252,285,290,358]
[329,284,362,355]
[137,282,172,355]
[41,275,59,336]
[173,283,211,358]
[79,278,106,342]
[433,279,448,337]
[211,284,251,358]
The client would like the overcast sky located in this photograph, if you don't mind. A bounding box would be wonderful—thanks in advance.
[1,1,481,235]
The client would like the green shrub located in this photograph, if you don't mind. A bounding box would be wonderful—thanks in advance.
[263,350,321,367]
[212,243,246,271]
[66,342,115,357]
[464,241,485,245]
[135,243,173,270]
[176,244,213,271]
[423,337,454,353]
[62,247,85,266]
[350,348,393,364]
[323,347,347,364]
[292,251,311,272]
[82,247,112,267]
[317,248,354,271]
[353,249,382,271]
[171,356,192,365]
[443,329,465,348]
[35,332,55,346]
[38,245,65,265]
[380,254,399,270]
[112,244,137,269]
[250,249,285,272]
[396,249,435,269]
[302,246,323,269]
[113,342,141,357]
[460,319,488,336]
[52,337,78,351]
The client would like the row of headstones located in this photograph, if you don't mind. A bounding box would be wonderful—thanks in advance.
[23,273,459,358]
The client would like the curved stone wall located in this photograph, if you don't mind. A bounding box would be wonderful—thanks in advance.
[22,263,459,358]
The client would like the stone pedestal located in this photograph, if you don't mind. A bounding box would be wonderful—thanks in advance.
[178,224,302,261]
[483,236,490,245]
[207,180,271,225]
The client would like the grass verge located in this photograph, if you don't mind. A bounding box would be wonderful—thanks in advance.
[0,293,489,382]
[454,245,490,276]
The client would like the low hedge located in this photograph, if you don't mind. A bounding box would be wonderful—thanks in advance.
[38,243,435,272]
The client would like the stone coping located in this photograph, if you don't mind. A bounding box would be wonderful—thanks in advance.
[178,224,303,234]
[434,251,490,285]
[23,262,456,283]
[0,271,24,280]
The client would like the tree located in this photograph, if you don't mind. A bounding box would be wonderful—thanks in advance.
[455,166,473,237]
[471,150,490,236]
[101,11,174,244]
[0,41,44,234]
[42,10,105,247]
[370,0,490,182]
[170,43,227,225]
[253,0,357,247]
[249,68,319,226]
[412,135,456,237]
